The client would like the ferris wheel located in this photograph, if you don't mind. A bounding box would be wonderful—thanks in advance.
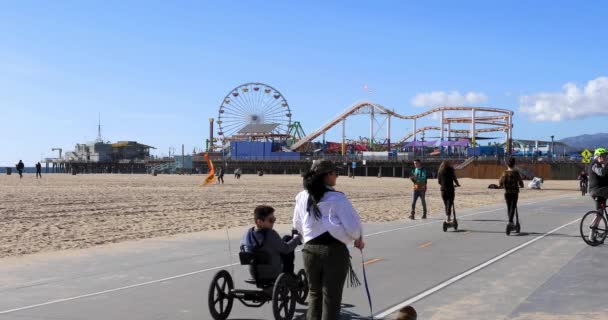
[217,82,292,141]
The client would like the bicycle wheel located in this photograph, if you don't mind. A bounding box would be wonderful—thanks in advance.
[580,211,607,246]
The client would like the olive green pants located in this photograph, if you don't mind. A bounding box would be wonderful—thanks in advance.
[302,242,349,320]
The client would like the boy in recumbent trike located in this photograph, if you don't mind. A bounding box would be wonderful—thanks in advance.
[207,205,308,320]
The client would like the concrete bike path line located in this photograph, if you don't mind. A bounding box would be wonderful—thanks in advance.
[375,217,580,319]
[0,194,586,319]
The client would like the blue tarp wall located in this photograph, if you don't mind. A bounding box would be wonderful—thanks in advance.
[467,146,505,157]
[230,141,300,160]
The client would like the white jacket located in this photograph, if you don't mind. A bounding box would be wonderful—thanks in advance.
[292,190,362,245]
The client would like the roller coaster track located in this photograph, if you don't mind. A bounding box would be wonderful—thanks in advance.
[394,126,507,145]
[289,101,513,150]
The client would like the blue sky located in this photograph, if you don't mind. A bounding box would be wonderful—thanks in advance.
[1,1,607,166]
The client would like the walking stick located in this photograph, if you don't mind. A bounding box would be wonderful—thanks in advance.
[360,249,374,319]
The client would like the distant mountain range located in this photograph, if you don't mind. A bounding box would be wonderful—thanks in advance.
[559,133,608,152]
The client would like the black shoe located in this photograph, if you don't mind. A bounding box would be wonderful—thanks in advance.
[422,214,427,219]
[408,214,415,220]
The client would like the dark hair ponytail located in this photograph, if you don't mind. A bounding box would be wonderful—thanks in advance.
[303,170,331,220]
[507,157,516,168]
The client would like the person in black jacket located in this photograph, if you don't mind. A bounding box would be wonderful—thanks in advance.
[589,148,608,209]
[499,157,524,226]
[35,162,42,179]
[16,160,25,179]
[438,161,460,222]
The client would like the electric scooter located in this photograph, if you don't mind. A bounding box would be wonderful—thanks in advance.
[442,200,458,232]
[505,207,521,235]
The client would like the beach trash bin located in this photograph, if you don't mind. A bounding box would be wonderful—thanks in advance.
[6,167,11,175]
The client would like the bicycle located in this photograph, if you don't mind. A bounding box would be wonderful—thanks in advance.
[580,180,588,196]
[579,196,607,246]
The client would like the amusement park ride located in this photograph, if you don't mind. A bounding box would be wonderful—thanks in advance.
[209,82,515,156]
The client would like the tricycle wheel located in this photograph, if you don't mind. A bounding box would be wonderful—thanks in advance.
[208,270,234,320]
[272,273,296,320]
[295,269,308,305]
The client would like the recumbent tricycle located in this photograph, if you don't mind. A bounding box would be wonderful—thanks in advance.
[207,237,308,320]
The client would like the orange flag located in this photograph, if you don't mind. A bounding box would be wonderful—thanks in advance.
[202,153,216,186]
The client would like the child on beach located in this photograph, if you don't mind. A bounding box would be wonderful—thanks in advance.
[240,205,301,280]
[216,167,224,184]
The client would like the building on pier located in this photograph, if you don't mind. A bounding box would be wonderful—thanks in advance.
[44,140,155,174]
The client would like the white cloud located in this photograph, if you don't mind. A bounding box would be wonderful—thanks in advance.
[411,91,488,107]
[519,77,608,121]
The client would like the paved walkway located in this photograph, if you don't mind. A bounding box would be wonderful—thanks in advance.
[0,194,602,319]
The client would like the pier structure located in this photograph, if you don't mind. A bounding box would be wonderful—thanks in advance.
[44,140,156,174]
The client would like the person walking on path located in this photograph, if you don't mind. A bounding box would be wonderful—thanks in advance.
[409,159,428,219]
[437,160,460,222]
[293,160,364,320]
[35,162,42,179]
[16,160,25,179]
[499,157,524,227]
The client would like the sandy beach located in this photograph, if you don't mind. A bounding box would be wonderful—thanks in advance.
[0,173,582,258]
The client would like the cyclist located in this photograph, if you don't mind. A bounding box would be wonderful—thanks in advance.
[589,148,608,209]
[578,170,589,195]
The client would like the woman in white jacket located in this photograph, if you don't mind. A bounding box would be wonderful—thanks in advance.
[293,160,364,320]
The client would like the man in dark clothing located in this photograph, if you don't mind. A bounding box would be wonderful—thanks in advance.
[589,148,608,209]
[35,162,42,179]
[16,160,25,179]
[438,161,460,222]
[240,205,301,280]
[499,157,524,226]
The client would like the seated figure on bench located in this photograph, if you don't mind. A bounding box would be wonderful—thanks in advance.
[240,205,301,282]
